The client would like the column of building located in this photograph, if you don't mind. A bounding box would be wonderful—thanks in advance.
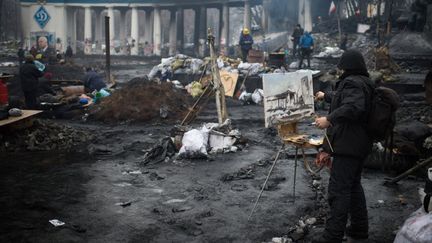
[130,6,139,55]
[107,6,115,41]
[143,9,153,55]
[198,6,207,57]
[94,8,103,53]
[119,8,127,43]
[261,0,270,34]
[84,6,92,54]
[220,3,229,55]
[153,5,162,56]
[66,7,77,53]
[168,8,177,56]
[244,0,251,30]
[176,7,184,53]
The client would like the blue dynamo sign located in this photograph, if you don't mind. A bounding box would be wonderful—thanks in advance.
[34,6,51,29]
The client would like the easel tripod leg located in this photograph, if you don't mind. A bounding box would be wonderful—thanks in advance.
[293,147,298,202]
[248,144,285,220]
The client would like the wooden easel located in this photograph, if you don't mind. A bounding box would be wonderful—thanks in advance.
[249,121,323,220]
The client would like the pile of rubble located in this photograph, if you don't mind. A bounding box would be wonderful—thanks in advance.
[90,79,191,123]
[0,41,19,58]
[148,53,275,82]
[0,119,92,152]
[148,54,204,80]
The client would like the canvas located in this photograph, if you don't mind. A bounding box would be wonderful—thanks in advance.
[263,71,315,127]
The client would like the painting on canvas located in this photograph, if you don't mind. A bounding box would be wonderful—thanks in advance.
[262,71,315,127]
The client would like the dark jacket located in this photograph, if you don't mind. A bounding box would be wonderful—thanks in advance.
[19,61,44,92]
[65,46,73,58]
[82,71,107,92]
[292,27,304,41]
[323,74,374,158]
[239,34,254,51]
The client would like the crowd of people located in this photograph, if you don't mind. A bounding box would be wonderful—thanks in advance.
[16,35,107,110]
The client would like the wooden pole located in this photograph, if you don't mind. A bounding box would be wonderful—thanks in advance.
[385,156,432,184]
[207,28,228,124]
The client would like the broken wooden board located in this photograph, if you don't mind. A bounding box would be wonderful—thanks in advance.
[219,71,239,97]
[0,110,42,127]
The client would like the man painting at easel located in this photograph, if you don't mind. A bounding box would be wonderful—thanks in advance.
[313,50,374,243]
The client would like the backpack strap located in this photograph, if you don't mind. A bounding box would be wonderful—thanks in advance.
[424,194,431,213]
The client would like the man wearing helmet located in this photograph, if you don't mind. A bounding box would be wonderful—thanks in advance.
[239,28,254,62]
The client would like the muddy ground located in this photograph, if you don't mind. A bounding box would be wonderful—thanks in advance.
[0,54,429,242]
[0,99,425,243]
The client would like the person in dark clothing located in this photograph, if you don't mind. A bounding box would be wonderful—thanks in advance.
[291,24,304,57]
[19,55,44,109]
[38,72,56,96]
[82,68,107,93]
[298,31,314,69]
[239,28,254,62]
[425,61,432,104]
[29,45,37,57]
[17,48,25,64]
[339,33,348,51]
[312,49,374,243]
[65,45,73,58]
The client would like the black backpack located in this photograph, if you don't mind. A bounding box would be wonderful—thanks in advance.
[367,86,400,141]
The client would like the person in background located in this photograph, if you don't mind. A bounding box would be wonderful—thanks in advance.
[239,28,254,62]
[38,72,56,96]
[298,31,314,69]
[19,55,44,109]
[313,49,373,243]
[17,47,25,65]
[36,36,55,64]
[55,38,63,54]
[82,67,107,93]
[291,24,304,57]
[340,33,348,51]
[29,45,37,57]
[65,45,73,59]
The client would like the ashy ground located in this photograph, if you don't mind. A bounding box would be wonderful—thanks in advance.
[0,100,425,243]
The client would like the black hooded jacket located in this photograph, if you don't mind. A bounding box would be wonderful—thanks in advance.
[323,50,375,158]
[19,61,44,92]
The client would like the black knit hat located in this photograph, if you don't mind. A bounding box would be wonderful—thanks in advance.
[337,49,367,71]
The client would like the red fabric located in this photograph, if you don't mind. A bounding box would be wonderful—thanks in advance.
[0,79,8,105]
[43,72,53,80]
[315,151,332,169]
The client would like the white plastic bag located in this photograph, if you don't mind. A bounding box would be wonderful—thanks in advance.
[178,127,209,158]
[394,208,432,243]
[251,89,264,104]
